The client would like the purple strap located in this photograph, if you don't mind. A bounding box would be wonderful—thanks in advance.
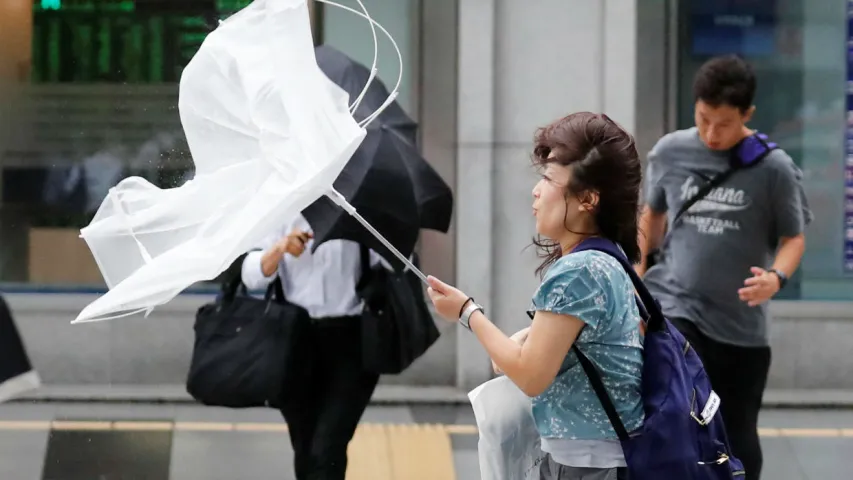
[736,131,777,166]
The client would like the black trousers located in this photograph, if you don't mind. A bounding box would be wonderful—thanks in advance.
[279,316,380,480]
[670,318,771,480]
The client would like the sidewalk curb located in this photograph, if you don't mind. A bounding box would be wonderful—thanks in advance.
[762,389,853,409]
[6,384,471,405]
[7,385,853,409]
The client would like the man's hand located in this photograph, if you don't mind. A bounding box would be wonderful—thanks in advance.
[493,327,530,374]
[260,229,313,277]
[738,267,781,307]
[279,229,312,257]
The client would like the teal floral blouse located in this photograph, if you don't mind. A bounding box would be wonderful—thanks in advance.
[529,250,645,440]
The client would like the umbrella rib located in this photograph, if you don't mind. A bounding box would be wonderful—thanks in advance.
[349,0,378,115]
[317,0,404,129]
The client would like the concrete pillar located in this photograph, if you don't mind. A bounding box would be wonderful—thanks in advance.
[454,0,640,390]
[455,0,497,391]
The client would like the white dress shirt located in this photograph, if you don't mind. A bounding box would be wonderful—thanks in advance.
[241,214,389,319]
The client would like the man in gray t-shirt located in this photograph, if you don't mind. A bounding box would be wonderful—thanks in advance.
[637,55,811,480]
[641,128,809,346]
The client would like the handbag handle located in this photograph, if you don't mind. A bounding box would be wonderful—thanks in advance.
[264,277,286,303]
[220,252,250,304]
[220,250,286,304]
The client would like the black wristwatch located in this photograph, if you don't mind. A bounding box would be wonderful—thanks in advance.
[768,268,788,289]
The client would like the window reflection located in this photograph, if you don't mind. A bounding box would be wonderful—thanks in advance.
[0,1,323,288]
[0,0,419,289]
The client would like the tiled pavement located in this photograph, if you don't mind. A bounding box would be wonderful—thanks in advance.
[0,402,850,479]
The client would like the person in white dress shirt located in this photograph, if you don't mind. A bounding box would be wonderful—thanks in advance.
[241,213,387,480]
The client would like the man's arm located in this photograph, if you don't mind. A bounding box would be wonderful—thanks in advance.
[637,206,667,276]
[772,234,806,279]
[636,143,669,276]
[241,229,285,291]
[240,219,310,290]
[738,154,809,306]
[765,155,809,286]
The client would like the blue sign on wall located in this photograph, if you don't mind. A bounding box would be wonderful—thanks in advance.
[845,1,853,273]
[691,0,777,56]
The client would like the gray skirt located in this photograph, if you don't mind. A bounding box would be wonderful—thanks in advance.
[539,454,627,480]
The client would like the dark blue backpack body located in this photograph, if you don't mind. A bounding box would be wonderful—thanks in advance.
[572,238,745,479]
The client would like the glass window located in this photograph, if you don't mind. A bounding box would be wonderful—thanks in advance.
[320,0,418,116]
[0,1,320,289]
[676,0,853,300]
[0,0,419,290]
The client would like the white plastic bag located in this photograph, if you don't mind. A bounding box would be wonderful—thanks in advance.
[468,375,547,480]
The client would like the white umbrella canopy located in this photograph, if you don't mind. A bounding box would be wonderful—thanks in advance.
[74,0,366,323]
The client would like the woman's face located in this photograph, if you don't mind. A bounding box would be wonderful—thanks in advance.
[532,161,585,241]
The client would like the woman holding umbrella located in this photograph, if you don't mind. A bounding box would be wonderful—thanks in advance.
[426,112,643,479]
[240,214,390,480]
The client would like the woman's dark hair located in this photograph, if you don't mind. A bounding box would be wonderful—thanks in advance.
[693,55,756,113]
[531,112,642,276]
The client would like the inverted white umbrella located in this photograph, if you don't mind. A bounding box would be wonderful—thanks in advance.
[74,0,422,323]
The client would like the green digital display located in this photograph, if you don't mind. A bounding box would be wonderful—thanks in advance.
[31,0,254,83]
[41,0,62,10]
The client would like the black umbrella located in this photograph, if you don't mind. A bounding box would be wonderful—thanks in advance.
[302,45,453,266]
[313,45,416,140]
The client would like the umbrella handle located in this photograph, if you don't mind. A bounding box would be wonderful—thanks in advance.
[326,188,429,285]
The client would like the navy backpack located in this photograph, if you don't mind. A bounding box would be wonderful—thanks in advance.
[572,237,745,479]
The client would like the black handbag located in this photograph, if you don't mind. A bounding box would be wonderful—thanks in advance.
[186,260,311,409]
[357,246,440,374]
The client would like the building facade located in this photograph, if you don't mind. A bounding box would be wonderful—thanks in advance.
[0,0,851,392]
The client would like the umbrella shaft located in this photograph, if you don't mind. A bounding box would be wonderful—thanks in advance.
[326,189,428,284]
[350,209,428,284]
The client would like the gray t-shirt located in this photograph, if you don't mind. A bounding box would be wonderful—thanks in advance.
[642,128,812,347]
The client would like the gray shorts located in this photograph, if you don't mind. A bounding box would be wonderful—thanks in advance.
[539,454,627,480]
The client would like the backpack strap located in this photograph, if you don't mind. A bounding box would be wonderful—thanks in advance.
[572,346,631,442]
[734,131,777,168]
[670,167,739,228]
[575,238,666,331]
[566,238,667,443]
[669,131,777,240]
[654,132,777,265]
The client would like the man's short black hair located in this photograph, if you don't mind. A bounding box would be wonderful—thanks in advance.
[692,55,756,112]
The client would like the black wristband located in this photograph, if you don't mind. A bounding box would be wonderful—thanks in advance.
[768,268,788,289]
[458,297,474,318]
